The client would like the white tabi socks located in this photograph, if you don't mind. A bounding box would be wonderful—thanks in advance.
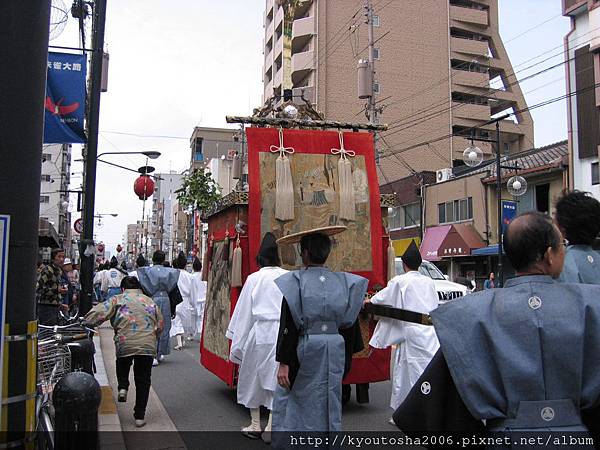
[241,408,262,439]
[174,335,184,350]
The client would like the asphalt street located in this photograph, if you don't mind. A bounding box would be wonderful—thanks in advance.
[149,337,396,448]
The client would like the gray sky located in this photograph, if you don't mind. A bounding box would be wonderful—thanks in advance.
[51,1,571,255]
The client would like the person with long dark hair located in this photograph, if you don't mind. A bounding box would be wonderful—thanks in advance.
[101,256,125,301]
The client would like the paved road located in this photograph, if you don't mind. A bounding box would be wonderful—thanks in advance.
[148,337,396,447]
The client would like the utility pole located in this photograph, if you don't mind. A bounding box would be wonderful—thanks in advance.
[364,0,380,163]
[80,0,107,315]
[0,1,50,441]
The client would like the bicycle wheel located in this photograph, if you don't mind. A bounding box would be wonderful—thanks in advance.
[36,403,54,450]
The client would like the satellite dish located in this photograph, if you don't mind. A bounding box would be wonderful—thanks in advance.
[462,144,483,167]
[49,0,69,41]
[507,175,527,197]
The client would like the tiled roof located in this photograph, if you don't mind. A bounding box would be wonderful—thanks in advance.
[467,140,568,180]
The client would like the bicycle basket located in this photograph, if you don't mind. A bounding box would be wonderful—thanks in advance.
[37,341,71,394]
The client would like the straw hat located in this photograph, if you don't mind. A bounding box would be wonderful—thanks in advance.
[276,226,347,245]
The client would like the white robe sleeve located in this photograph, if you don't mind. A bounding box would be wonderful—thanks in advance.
[368,278,407,349]
[226,276,256,365]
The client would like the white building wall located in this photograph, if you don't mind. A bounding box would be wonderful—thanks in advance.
[567,12,600,200]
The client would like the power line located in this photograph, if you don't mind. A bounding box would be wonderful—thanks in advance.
[100,130,189,139]
[379,82,600,161]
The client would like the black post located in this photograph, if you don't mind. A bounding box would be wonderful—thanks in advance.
[495,121,503,285]
[80,0,107,315]
[0,0,50,440]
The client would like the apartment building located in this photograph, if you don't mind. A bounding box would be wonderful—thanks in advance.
[563,0,600,199]
[261,0,534,183]
[149,171,185,255]
[39,143,73,259]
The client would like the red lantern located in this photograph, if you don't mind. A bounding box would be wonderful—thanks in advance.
[133,175,155,200]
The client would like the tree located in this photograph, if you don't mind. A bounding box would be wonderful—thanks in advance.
[176,169,222,214]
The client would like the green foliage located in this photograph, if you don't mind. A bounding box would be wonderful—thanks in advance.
[176,169,222,213]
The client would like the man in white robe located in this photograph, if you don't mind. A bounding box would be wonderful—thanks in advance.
[226,232,287,441]
[366,241,439,415]
[170,252,195,350]
[189,257,206,338]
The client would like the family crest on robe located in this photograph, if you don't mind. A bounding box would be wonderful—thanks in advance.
[369,270,440,409]
[272,267,368,433]
[559,245,600,284]
[226,266,288,410]
[137,265,179,357]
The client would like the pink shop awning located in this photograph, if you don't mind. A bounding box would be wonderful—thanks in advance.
[420,225,452,261]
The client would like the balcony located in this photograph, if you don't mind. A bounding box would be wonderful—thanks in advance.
[452,136,492,158]
[264,46,273,65]
[450,5,488,27]
[292,50,314,75]
[275,5,284,27]
[451,69,489,88]
[563,0,586,16]
[292,16,315,39]
[452,101,490,121]
[292,85,315,103]
[451,36,488,57]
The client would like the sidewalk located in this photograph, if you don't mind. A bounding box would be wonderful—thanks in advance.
[96,323,186,450]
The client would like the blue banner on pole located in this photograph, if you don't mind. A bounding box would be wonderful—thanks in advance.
[43,52,87,144]
[502,200,518,234]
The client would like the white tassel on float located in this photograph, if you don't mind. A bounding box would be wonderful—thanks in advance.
[331,131,356,221]
[231,236,243,288]
[269,128,295,221]
[387,240,396,282]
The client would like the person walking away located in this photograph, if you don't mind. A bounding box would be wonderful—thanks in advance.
[84,276,164,428]
[392,212,600,440]
[483,272,496,289]
[129,254,146,279]
[93,262,108,303]
[137,250,179,365]
[272,227,368,437]
[189,257,206,339]
[555,190,600,284]
[365,240,439,422]
[226,233,287,441]
[170,252,195,350]
[36,248,69,325]
[102,257,125,301]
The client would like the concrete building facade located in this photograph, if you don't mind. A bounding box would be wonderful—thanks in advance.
[261,0,534,183]
[563,0,600,199]
[39,143,73,260]
[149,171,185,257]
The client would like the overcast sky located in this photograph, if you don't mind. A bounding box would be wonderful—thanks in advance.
[51,0,571,255]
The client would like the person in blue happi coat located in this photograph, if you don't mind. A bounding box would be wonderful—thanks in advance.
[555,189,600,284]
[393,211,600,441]
[271,226,368,437]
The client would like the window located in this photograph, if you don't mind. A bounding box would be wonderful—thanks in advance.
[504,142,510,153]
[389,203,421,229]
[193,137,203,161]
[438,197,473,224]
[592,162,599,185]
[372,15,380,27]
[373,82,380,94]
[40,196,50,203]
[373,48,380,60]
[535,183,550,214]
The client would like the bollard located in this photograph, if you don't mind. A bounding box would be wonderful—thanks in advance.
[52,372,102,450]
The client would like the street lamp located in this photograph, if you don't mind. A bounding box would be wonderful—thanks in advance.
[80,150,161,315]
[460,113,527,284]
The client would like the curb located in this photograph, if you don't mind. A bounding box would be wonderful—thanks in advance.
[94,325,127,450]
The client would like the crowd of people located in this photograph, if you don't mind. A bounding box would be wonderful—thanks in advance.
[34,189,600,440]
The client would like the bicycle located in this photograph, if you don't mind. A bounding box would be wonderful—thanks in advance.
[36,319,96,450]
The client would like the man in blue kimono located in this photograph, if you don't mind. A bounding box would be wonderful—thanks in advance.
[393,212,600,440]
[137,250,179,366]
[271,226,369,437]
[555,190,600,284]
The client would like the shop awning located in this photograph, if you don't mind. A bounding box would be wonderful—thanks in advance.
[420,225,451,261]
[421,224,485,261]
[472,244,505,256]
[39,218,60,249]
[391,237,421,257]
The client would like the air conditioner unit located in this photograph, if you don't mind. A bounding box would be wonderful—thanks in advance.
[436,168,453,183]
